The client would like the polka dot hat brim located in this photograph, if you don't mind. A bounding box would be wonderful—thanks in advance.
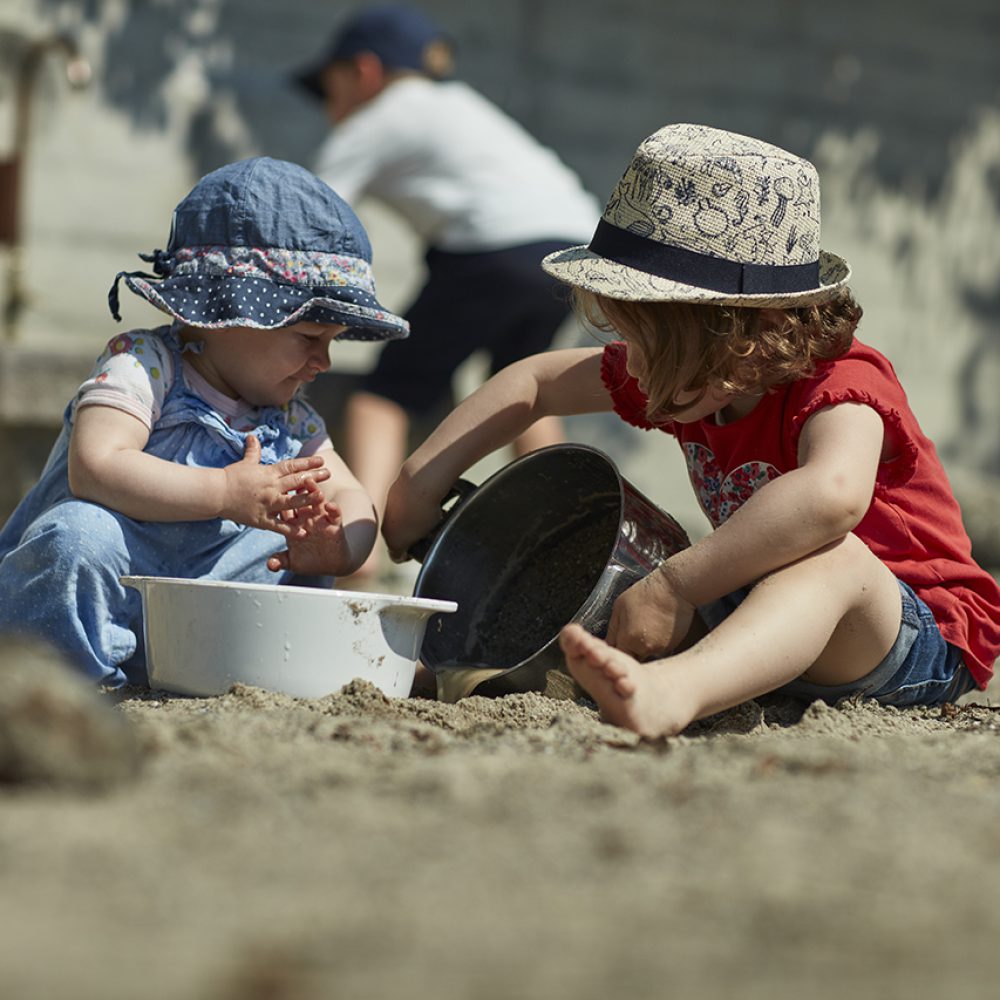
[117,272,409,342]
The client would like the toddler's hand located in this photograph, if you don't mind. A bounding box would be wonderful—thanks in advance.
[267,491,357,577]
[607,567,696,661]
[222,436,331,534]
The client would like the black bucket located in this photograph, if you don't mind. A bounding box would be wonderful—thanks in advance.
[411,444,690,698]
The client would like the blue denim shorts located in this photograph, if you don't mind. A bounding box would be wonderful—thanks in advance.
[699,578,976,707]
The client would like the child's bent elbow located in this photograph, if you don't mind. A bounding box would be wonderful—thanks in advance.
[66,461,97,502]
[812,480,870,537]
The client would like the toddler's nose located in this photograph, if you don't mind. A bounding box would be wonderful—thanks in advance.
[311,343,332,372]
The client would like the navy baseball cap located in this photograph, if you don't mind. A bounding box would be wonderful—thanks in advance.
[294,4,454,101]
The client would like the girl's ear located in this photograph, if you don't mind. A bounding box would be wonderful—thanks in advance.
[354,51,389,100]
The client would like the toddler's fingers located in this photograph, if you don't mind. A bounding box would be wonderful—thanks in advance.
[267,550,290,573]
[276,454,327,481]
[243,435,262,462]
[284,489,323,513]
[299,475,327,497]
[267,516,297,537]
[271,481,323,514]
[280,467,330,494]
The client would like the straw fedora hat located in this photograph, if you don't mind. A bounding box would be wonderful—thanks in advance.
[543,123,850,307]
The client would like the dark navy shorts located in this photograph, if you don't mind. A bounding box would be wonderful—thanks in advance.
[699,578,976,707]
[362,240,574,414]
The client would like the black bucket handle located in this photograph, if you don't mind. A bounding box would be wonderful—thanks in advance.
[405,478,478,564]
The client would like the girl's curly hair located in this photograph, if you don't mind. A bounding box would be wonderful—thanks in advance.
[574,288,862,420]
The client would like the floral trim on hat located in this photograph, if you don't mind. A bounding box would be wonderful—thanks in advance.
[168,246,378,292]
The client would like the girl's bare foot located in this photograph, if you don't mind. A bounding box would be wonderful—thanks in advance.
[558,624,692,738]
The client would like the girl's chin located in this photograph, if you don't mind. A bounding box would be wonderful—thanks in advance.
[648,409,675,426]
[243,388,296,408]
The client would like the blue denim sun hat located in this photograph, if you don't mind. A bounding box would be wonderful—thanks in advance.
[108,157,409,342]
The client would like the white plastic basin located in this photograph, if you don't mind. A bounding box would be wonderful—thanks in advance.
[121,576,457,699]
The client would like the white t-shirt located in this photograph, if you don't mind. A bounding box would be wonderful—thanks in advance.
[314,77,601,252]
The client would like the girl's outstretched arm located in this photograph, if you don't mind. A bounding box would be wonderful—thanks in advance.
[382,347,610,560]
[68,404,331,532]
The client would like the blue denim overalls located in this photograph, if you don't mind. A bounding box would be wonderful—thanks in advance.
[0,327,319,687]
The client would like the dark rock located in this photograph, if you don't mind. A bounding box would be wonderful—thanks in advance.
[0,636,139,790]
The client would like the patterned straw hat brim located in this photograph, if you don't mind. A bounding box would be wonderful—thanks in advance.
[542,123,852,308]
[542,246,850,307]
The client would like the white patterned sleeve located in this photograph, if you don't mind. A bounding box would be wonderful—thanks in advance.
[286,396,333,457]
[74,331,173,429]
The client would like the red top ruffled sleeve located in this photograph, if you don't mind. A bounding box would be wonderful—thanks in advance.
[600,341,675,433]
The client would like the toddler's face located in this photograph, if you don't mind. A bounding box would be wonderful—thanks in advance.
[189,321,347,407]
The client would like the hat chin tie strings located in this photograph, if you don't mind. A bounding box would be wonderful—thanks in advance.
[588,219,820,296]
[137,248,173,276]
[108,267,160,321]
[108,249,172,321]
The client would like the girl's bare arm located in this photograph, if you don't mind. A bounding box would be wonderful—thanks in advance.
[312,445,378,568]
[661,400,886,606]
[68,404,331,531]
[382,347,610,558]
[606,400,887,658]
[667,403,884,604]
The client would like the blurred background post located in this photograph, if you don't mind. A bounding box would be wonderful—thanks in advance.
[1,0,998,569]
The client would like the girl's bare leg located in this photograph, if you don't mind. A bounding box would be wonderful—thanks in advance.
[343,391,409,582]
[560,534,903,738]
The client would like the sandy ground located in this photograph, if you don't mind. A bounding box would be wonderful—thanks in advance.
[2,638,1000,1000]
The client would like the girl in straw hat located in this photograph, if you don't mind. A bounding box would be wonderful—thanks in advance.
[382,124,1000,737]
[0,157,408,686]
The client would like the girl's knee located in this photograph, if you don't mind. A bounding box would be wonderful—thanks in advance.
[755,532,888,599]
[31,499,121,532]
[784,532,878,575]
[827,533,896,593]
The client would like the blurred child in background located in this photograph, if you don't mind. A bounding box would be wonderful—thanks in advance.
[294,3,600,582]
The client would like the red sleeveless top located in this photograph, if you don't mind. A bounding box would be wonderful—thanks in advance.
[602,339,1000,687]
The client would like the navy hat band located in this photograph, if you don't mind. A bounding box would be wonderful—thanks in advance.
[589,219,821,296]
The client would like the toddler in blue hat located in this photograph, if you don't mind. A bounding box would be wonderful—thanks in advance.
[0,156,408,687]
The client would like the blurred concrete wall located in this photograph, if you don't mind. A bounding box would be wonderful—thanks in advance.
[1,0,998,556]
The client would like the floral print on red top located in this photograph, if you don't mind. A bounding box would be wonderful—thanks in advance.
[684,443,780,527]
